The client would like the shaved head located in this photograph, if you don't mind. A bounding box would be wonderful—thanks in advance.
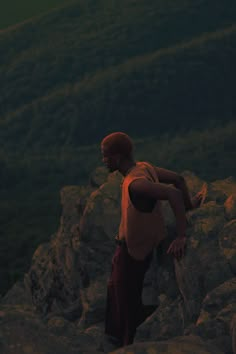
[101,132,133,158]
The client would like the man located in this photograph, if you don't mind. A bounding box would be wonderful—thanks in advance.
[100,131,207,352]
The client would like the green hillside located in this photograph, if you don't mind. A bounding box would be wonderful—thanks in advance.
[0,0,69,30]
[0,0,236,152]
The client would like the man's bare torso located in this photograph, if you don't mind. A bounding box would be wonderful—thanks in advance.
[129,186,156,213]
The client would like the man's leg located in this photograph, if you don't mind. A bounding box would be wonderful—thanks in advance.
[104,245,124,349]
[104,243,153,347]
[122,247,153,345]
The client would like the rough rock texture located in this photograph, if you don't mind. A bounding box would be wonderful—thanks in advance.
[110,335,224,354]
[231,313,236,354]
[1,167,235,354]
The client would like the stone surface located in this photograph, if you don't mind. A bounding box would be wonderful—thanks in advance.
[0,304,97,354]
[225,195,236,220]
[219,220,236,275]
[110,335,224,354]
[231,313,236,354]
[185,278,236,354]
[1,169,236,353]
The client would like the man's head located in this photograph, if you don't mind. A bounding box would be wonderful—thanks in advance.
[101,132,134,173]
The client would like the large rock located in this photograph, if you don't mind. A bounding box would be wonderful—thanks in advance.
[111,335,224,354]
[225,195,236,220]
[0,304,97,354]
[219,220,236,274]
[1,168,236,353]
[135,294,185,342]
[185,278,236,354]
[231,314,236,354]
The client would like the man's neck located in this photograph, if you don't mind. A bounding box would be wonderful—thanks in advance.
[120,161,137,177]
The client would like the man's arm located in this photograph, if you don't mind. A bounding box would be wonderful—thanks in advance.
[154,166,193,211]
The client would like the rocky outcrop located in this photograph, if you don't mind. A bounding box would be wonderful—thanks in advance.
[1,168,235,354]
[111,335,225,354]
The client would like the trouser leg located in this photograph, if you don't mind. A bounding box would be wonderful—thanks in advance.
[105,244,153,347]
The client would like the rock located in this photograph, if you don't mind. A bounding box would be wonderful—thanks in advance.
[77,274,108,331]
[170,201,232,325]
[111,335,224,354]
[84,321,105,347]
[2,168,236,353]
[1,280,33,306]
[135,294,185,342]
[224,195,236,220]
[230,314,236,354]
[196,278,236,331]
[79,170,122,244]
[89,166,109,188]
[209,177,236,203]
[181,171,206,195]
[0,304,96,354]
[186,278,236,354]
[219,220,236,274]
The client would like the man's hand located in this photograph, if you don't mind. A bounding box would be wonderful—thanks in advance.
[167,236,187,260]
[190,183,208,210]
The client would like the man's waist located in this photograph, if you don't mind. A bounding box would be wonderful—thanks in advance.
[115,236,126,245]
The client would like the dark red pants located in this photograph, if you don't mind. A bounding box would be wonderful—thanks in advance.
[105,242,153,346]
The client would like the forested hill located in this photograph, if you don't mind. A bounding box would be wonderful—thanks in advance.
[0,0,236,152]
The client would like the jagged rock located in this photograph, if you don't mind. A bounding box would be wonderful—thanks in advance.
[209,177,236,203]
[230,313,236,354]
[84,321,105,348]
[2,169,236,353]
[225,195,236,220]
[77,274,108,331]
[89,166,109,188]
[175,200,233,303]
[1,280,33,306]
[0,304,97,354]
[181,170,206,194]
[47,316,77,336]
[219,220,236,274]
[79,170,122,244]
[135,294,185,342]
[22,186,90,317]
[111,335,224,354]
[185,278,236,354]
[196,278,236,331]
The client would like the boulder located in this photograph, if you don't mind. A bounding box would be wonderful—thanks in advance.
[219,220,236,274]
[224,195,236,220]
[1,169,236,353]
[0,304,97,354]
[230,313,236,354]
[110,335,224,354]
[185,277,236,354]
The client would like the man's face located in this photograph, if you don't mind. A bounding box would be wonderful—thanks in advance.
[101,144,121,172]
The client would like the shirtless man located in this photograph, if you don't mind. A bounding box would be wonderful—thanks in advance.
[100,131,207,351]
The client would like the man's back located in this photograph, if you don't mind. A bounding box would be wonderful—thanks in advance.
[119,161,166,260]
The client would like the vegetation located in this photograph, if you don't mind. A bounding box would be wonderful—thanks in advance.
[0,0,69,30]
[0,0,236,152]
